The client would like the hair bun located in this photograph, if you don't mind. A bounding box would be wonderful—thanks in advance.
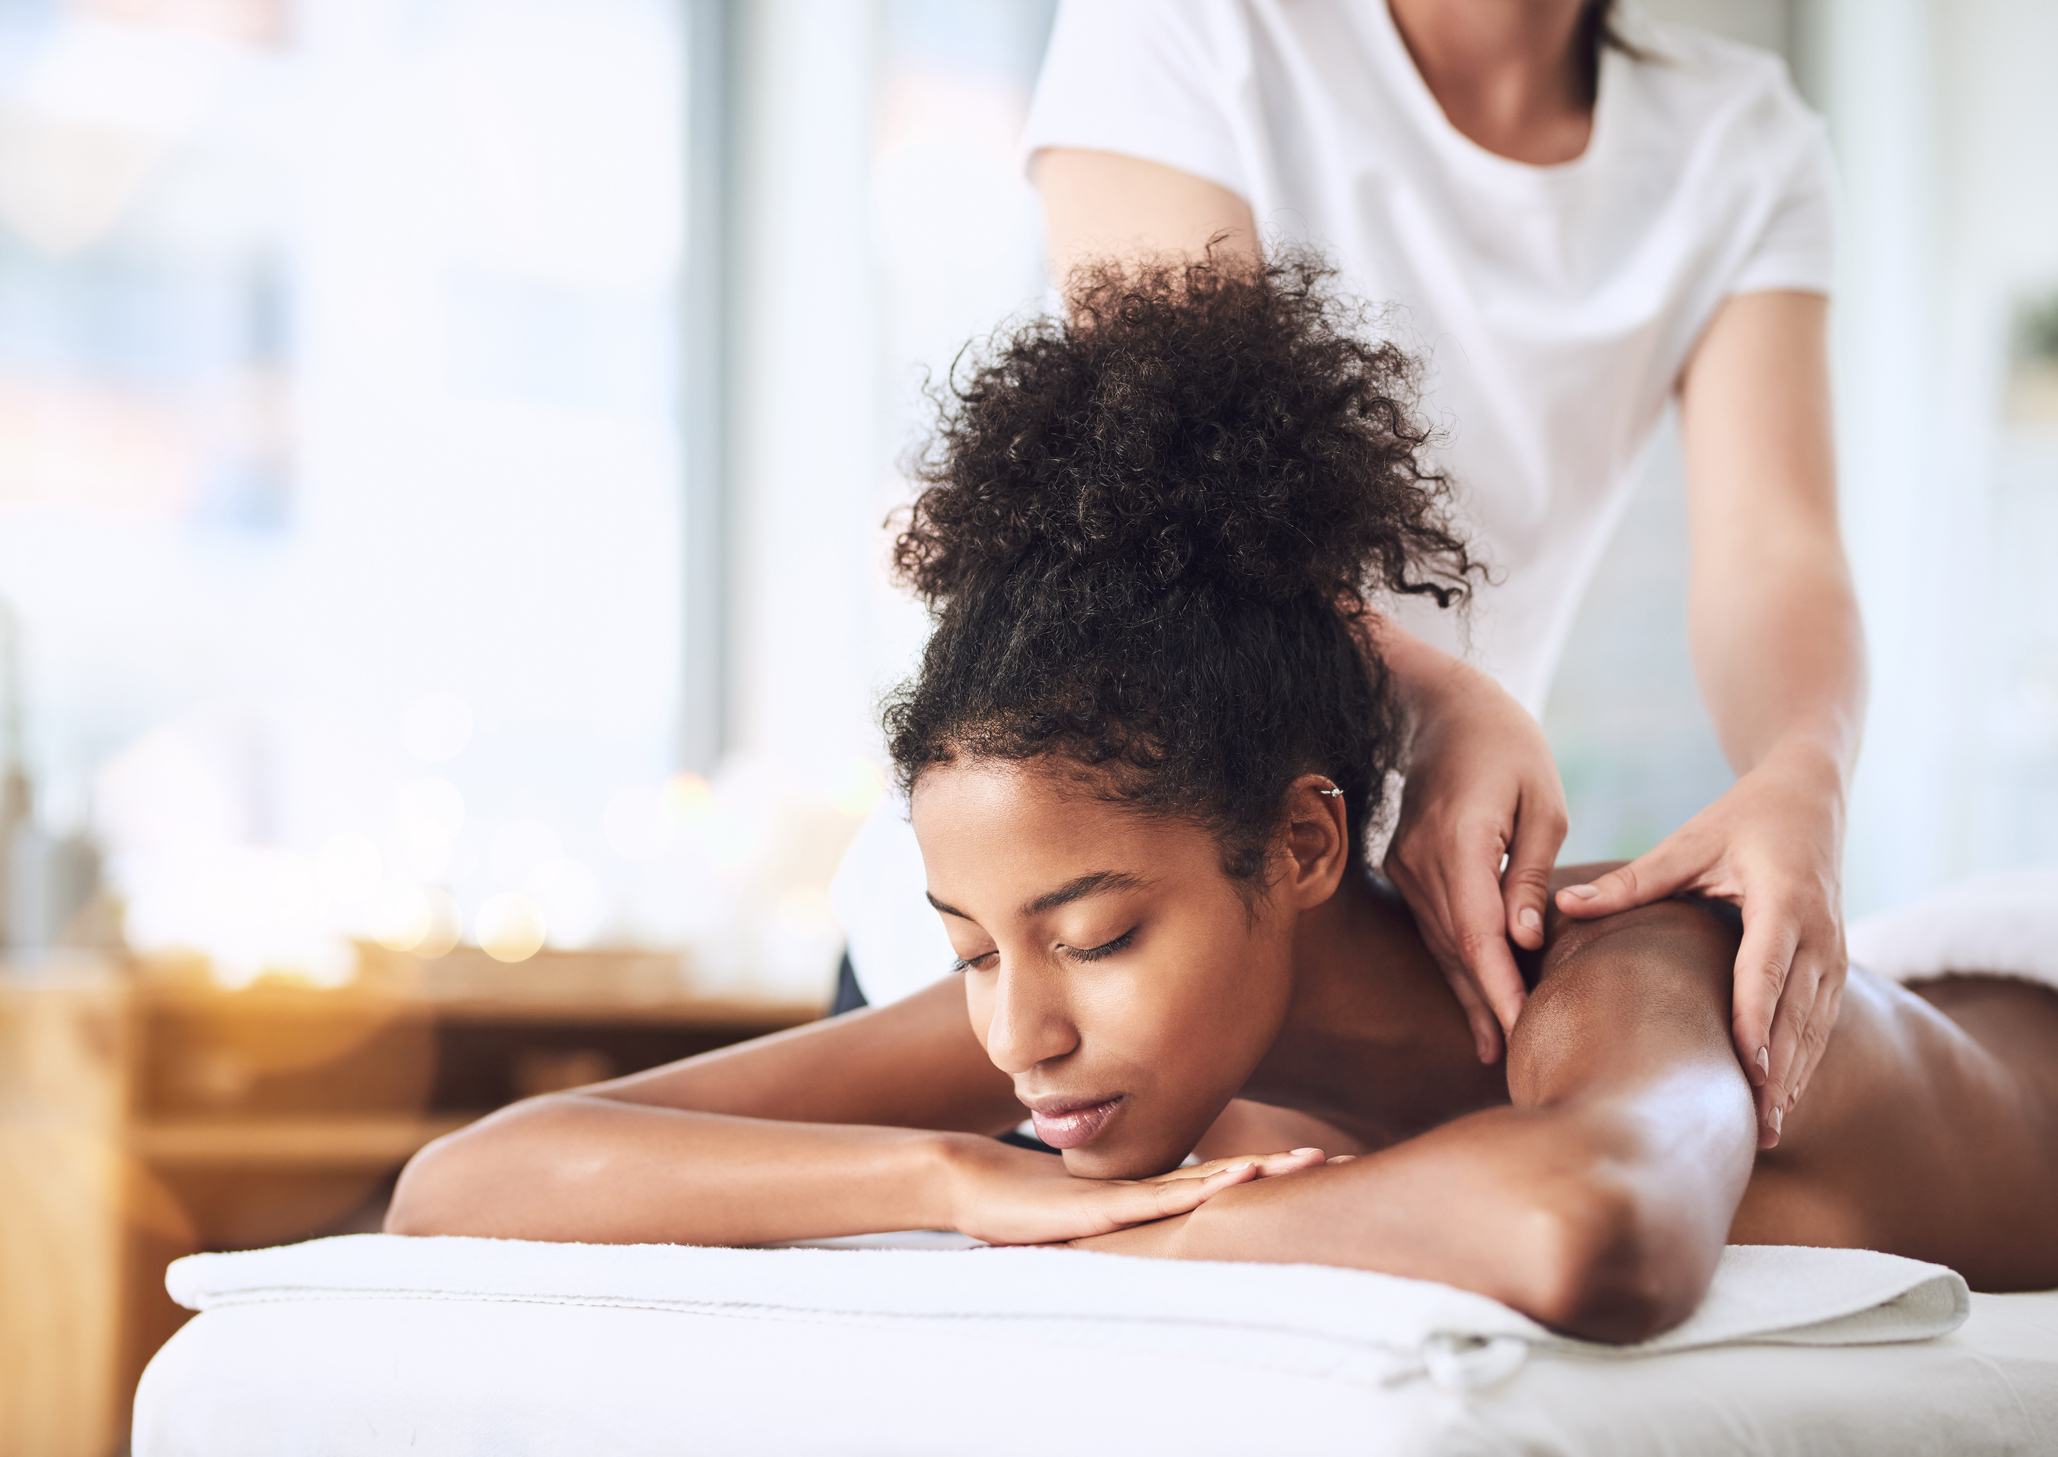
[893,250,1477,617]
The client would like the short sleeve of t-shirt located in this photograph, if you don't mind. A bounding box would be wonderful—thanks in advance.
[1021,0,1250,201]
[1726,99,1838,297]
[1024,1,1838,301]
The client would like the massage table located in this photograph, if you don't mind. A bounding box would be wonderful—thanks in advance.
[135,870,2058,1454]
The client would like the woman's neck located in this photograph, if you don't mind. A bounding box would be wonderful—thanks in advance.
[1386,0,1596,165]
[1243,869,1506,1145]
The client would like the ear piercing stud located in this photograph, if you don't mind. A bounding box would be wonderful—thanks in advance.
[1318,785,1344,798]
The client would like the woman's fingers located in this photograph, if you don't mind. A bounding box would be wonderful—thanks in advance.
[1125,1160,1261,1223]
[1555,834,1701,919]
[1122,1148,1332,1223]
[1145,1148,1326,1183]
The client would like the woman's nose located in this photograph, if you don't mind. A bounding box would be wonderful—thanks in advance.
[980,965,1079,1075]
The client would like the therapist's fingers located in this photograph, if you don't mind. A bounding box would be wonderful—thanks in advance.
[1734,907,1802,1147]
[1448,964,1506,1067]
[1789,973,1844,1112]
[1386,836,1511,1063]
[1501,789,1567,952]
[1444,839,1530,1052]
[1554,835,1701,920]
[1758,911,1846,1126]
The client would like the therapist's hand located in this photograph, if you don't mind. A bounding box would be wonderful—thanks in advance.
[1381,648,1568,1066]
[1553,739,1847,1149]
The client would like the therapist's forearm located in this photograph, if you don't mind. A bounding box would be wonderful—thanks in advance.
[1680,290,1866,784]
[1363,612,1478,728]
[1691,553,1865,783]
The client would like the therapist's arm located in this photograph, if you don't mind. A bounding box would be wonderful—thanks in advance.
[1555,290,1865,1149]
[1033,148,1260,285]
[1035,146,1570,1065]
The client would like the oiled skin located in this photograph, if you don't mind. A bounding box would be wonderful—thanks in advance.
[1191,871,2058,1294]
[1729,971,2058,1289]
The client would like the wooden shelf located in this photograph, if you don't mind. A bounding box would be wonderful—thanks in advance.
[133,1115,476,1168]
[3,954,823,1456]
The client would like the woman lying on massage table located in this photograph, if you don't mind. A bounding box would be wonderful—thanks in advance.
[388,257,2058,1344]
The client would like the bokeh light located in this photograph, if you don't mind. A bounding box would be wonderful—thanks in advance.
[476,890,546,963]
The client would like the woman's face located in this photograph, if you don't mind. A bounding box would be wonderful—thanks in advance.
[910,760,1302,1179]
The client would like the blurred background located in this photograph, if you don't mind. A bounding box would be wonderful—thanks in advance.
[0,0,2051,1451]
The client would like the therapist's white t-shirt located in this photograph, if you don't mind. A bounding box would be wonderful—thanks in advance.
[834,2,1837,1007]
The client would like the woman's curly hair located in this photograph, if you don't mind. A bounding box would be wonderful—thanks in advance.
[883,251,1479,881]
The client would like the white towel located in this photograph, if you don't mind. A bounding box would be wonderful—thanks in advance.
[1849,866,2058,992]
[168,1234,1967,1392]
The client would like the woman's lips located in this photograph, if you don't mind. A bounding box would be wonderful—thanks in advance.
[1028,1096,1123,1150]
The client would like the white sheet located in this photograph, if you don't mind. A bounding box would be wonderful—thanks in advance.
[136,1234,2058,1456]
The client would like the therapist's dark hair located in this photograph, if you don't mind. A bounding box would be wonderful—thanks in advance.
[1582,0,1645,100]
[882,251,1479,883]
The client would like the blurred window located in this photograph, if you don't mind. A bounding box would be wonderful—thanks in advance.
[0,0,693,977]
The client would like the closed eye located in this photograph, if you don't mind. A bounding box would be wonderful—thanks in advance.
[948,951,996,974]
[1066,927,1136,963]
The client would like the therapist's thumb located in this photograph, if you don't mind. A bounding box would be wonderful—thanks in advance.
[1555,838,1700,919]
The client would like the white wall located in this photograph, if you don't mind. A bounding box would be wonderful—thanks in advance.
[1807,0,2058,910]
[0,0,695,976]
[1555,0,2058,907]
[722,0,1052,778]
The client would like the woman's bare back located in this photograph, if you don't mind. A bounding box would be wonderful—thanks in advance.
[1728,969,2058,1290]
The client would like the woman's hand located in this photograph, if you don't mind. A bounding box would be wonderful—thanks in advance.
[1554,740,1847,1148]
[1379,633,1569,1065]
[945,1142,1326,1247]
[1064,1150,1338,1256]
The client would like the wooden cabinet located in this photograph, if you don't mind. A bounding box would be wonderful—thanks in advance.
[0,951,819,1457]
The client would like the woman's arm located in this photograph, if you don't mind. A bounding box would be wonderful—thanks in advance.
[1074,876,1757,1343]
[1556,291,1864,1144]
[384,976,1297,1246]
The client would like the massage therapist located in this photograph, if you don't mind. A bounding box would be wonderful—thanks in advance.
[834,0,1861,1148]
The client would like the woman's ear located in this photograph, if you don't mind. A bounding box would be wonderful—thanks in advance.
[1279,775,1352,910]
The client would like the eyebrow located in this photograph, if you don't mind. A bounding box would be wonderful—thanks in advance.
[924,871,1150,925]
[1021,870,1149,918]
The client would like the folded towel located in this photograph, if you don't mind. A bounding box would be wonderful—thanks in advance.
[1849,866,2058,991]
[167,1235,1967,1392]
